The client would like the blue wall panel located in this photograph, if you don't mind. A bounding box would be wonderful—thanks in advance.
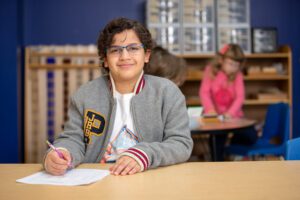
[0,0,21,162]
[23,0,146,45]
[251,0,300,137]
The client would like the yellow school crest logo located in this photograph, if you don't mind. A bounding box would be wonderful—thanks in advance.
[84,109,106,144]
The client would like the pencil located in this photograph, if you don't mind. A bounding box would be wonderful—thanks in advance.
[46,140,72,167]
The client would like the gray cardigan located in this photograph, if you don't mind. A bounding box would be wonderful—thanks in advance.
[53,74,193,170]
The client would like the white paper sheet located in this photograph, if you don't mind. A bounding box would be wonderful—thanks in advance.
[16,169,110,186]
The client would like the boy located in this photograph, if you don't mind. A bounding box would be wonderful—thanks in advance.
[44,17,193,176]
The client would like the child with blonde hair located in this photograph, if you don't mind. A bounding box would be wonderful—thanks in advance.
[199,44,257,161]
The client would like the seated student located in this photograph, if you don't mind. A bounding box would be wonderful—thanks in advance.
[44,17,193,176]
[199,44,257,161]
[145,46,187,86]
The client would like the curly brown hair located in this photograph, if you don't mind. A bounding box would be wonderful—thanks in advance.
[97,17,154,73]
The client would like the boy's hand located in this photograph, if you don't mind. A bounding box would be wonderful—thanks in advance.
[110,156,141,176]
[44,149,72,176]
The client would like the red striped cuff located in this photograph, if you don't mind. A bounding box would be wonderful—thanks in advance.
[120,148,150,172]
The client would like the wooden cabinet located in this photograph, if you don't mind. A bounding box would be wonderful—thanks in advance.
[24,46,101,163]
[179,45,292,122]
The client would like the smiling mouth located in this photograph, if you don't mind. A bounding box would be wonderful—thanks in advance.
[118,64,134,68]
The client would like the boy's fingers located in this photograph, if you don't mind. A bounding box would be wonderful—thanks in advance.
[121,161,136,176]
[61,150,71,162]
[50,154,69,165]
[50,162,69,171]
[110,157,125,173]
[48,167,64,175]
[46,163,67,175]
[112,158,130,175]
[128,165,140,175]
[60,150,72,167]
[110,157,126,173]
[112,164,127,176]
[127,159,141,175]
[109,165,116,173]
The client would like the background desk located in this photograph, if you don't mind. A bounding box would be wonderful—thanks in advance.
[191,118,256,161]
[1,161,300,200]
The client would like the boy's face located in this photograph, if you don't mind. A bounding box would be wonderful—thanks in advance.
[104,29,151,84]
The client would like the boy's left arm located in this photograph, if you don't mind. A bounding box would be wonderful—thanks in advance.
[119,90,194,172]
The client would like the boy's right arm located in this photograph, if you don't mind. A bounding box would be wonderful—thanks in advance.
[44,95,86,171]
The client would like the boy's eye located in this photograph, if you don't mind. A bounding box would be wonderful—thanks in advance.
[107,44,144,56]
[109,48,120,54]
[127,46,140,52]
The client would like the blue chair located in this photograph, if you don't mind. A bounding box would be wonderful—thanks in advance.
[225,103,290,158]
[286,137,300,160]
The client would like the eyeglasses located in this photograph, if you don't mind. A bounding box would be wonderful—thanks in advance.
[106,44,145,57]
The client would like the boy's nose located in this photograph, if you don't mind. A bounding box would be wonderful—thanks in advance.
[120,48,131,59]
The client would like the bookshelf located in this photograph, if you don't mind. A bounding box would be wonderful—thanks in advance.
[179,45,292,122]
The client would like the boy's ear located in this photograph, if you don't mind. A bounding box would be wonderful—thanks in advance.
[144,50,151,63]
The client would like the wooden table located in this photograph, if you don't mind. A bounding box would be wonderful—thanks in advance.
[1,161,300,200]
[190,118,256,161]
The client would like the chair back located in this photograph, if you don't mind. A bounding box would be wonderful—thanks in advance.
[261,103,290,144]
[286,137,300,160]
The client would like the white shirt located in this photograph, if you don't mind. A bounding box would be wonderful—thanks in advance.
[100,73,142,163]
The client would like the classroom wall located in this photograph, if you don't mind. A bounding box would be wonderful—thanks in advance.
[0,0,22,162]
[251,0,300,138]
[23,0,146,45]
[0,0,299,163]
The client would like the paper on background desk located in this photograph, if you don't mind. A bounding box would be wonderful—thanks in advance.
[16,169,110,186]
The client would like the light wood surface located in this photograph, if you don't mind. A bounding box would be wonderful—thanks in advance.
[191,118,256,132]
[1,161,300,200]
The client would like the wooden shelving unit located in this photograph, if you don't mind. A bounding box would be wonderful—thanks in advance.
[180,45,292,122]
[29,64,99,69]
[24,46,101,163]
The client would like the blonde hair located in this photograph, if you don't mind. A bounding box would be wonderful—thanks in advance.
[210,44,245,81]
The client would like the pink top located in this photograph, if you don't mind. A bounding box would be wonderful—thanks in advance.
[199,66,245,118]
